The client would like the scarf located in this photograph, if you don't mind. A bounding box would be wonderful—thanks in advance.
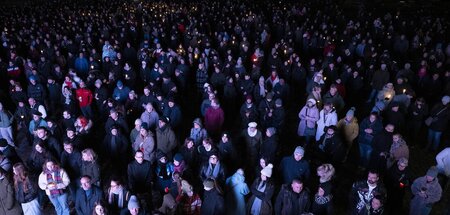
[259,85,266,97]
[174,161,186,174]
[108,186,125,208]
[247,128,257,137]
[314,194,332,205]
[207,162,221,179]
[45,167,64,197]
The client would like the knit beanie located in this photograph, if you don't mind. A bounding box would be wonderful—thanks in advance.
[426,166,438,178]
[261,164,273,178]
[442,95,450,105]
[128,195,139,210]
[294,146,305,156]
[346,107,356,117]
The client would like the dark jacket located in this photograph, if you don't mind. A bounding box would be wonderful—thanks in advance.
[81,161,101,185]
[428,103,450,131]
[127,160,153,194]
[260,135,278,163]
[60,150,82,180]
[201,189,225,215]
[75,186,103,215]
[275,184,310,215]
[15,178,39,204]
[156,125,177,156]
[0,177,22,215]
[27,83,46,103]
[358,117,383,146]
[246,178,275,215]
[349,181,386,215]
[279,156,310,184]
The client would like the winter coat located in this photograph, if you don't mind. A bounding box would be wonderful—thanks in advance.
[358,117,383,146]
[315,109,338,141]
[336,118,359,145]
[204,107,225,135]
[260,135,278,163]
[75,186,103,215]
[410,177,442,215]
[274,184,310,215]
[140,110,159,131]
[279,156,310,184]
[0,176,22,215]
[201,189,225,215]
[369,130,393,172]
[127,160,153,194]
[388,140,409,168]
[242,129,263,167]
[60,150,82,180]
[102,133,129,161]
[316,134,345,163]
[156,125,177,155]
[105,116,130,134]
[225,172,250,215]
[27,83,46,103]
[246,178,275,215]
[428,103,450,132]
[371,70,389,90]
[133,134,156,163]
[297,105,319,136]
[322,92,345,113]
[81,161,100,185]
[200,161,226,184]
[436,147,450,177]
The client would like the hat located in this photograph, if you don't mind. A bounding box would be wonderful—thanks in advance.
[426,166,438,178]
[261,163,273,177]
[159,116,169,123]
[193,118,203,127]
[248,122,257,128]
[266,92,274,100]
[174,153,184,162]
[346,107,356,117]
[442,95,450,105]
[203,178,215,190]
[0,139,8,147]
[307,98,316,105]
[294,146,305,156]
[116,80,123,87]
[275,98,283,106]
[127,195,140,210]
[156,151,167,160]
[29,75,37,81]
[267,127,276,135]
[181,180,193,193]
[141,122,148,130]
[203,83,210,88]
[32,109,42,116]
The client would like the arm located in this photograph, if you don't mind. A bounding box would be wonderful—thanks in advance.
[274,188,284,215]
[5,180,15,209]
[424,184,442,204]
[75,189,83,215]
[58,169,71,189]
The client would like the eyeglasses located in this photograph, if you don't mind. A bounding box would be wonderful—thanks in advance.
[135,156,143,159]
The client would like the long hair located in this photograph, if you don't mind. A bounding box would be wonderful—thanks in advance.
[82,148,97,162]
[13,163,30,192]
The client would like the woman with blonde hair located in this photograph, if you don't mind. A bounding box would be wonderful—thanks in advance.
[13,163,41,215]
[81,148,101,186]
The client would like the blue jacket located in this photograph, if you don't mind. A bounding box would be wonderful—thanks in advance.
[279,156,310,184]
[75,185,103,215]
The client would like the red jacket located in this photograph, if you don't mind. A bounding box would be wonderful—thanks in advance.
[75,88,93,107]
[204,107,224,135]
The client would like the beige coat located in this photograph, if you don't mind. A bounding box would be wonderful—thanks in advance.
[336,118,359,145]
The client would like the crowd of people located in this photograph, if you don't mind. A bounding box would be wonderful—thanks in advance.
[0,0,449,214]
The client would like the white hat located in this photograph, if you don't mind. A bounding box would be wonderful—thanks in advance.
[307,98,317,105]
[261,164,273,177]
[248,122,257,128]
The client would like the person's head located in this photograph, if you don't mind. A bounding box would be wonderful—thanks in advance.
[28,97,36,106]
[184,138,194,149]
[291,179,304,194]
[426,166,438,182]
[326,126,336,135]
[93,201,108,215]
[397,158,408,171]
[63,142,74,154]
[43,160,57,172]
[323,102,332,112]
[145,103,154,112]
[12,162,27,179]
[202,138,212,151]
[82,148,96,162]
[203,178,215,191]
[63,110,71,119]
[260,163,273,180]
[66,128,75,139]
[392,133,402,143]
[34,142,45,153]
[127,195,140,215]
[345,107,355,121]
[371,195,384,210]
[36,127,48,139]
[139,126,148,137]
[369,112,378,122]
[110,177,123,193]
[293,146,305,161]
[248,122,257,132]
[134,151,144,164]
[367,170,380,186]
[307,98,316,107]
[110,109,118,119]
[209,154,219,165]
[385,124,395,133]
[158,117,168,128]
[329,84,337,95]
[80,175,92,191]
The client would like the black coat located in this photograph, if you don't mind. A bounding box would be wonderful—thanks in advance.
[127,160,153,194]
[275,184,311,215]
[60,150,82,180]
[201,189,225,215]
[75,186,103,215]
[369,130,392,172]
[260,135,278,163]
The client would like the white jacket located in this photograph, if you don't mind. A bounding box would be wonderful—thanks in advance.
[436,147,450,177]
[315,109,338,141]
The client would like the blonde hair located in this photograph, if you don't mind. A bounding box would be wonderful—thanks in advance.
[82,148,97,162]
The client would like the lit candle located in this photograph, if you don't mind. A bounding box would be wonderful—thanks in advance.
[403,89,406,94]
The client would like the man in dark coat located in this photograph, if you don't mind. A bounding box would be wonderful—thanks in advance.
[103,126,129,173]
[260,127,278,164]
[105,108,129,134]
[35,126,62,160]
[274,179,311,215]
[75,176,103,215]
[201,178,225,215]
[128,151,153,198]
[369,124,394,173]
[279,146,310,184]
[27,75,46,104]
[349,170,387,215]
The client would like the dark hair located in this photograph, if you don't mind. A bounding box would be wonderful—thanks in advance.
[367,169,380,177]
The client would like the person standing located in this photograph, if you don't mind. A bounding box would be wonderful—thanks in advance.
[75,176,103,215]
[204,99,225,139]
[426,95,450,151]
[315,102,338,142]
[75,81,94,119]
[225,169,249,215]
[0,168,22,214]
[336,107,359,161]
[385,158,410,214]
[247,164,275,215]
[13,163,41,215]
[297,98,319,146]
[38,160,70,215]
[349,170,386,215]
[201,178,225,215]
[274,178,311,215]
[0,103,14,147]
[410,166,442,215]
[358,112,383,169]
[279,146,310,184]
